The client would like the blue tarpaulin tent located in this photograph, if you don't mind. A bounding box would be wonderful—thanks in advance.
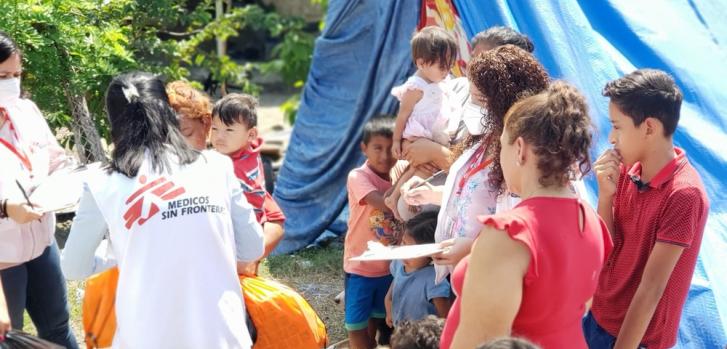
[273,0,419,252]
[273,1,727,346]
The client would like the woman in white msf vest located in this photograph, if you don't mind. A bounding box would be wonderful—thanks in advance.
[61,72,264,349]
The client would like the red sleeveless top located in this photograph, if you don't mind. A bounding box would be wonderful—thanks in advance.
[440,197,613,349]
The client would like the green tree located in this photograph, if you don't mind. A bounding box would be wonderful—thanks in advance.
[1,0,140,161]
[1,0,318,161]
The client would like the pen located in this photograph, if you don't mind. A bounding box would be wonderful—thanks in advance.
[15,179,34,207]
[410,170,446,190]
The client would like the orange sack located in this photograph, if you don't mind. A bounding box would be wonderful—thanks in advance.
[82,269,326,349]
[82,267,118,349]
[241,276,327,349]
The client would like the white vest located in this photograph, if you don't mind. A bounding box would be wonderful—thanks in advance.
[85,150,251,349]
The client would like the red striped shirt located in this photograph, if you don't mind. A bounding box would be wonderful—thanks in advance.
[591,148,709,349]
[229,137,285,225]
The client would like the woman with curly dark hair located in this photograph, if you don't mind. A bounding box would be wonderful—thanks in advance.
[441,82,613,349]
[403,45,549,283]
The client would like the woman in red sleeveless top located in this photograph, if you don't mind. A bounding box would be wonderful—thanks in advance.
[441,82,613,349]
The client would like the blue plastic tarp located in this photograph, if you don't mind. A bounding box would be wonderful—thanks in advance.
[273,0,419,254]
[453,0,727,347]
[275,1,726,345]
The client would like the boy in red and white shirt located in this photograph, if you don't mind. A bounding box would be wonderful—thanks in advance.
[211,94,286,264]
[587,69,709,349]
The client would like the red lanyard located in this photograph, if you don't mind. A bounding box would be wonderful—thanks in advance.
[455,143,493,195]
[0,107,33,172]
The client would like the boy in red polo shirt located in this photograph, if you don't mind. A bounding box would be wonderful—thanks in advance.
[211,94,286,265]
[585,69,709,349]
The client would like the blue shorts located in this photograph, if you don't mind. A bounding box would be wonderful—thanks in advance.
[344,273,392,331]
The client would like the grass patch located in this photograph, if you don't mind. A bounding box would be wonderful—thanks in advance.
[264,245,343,278]
[261,245,347,344]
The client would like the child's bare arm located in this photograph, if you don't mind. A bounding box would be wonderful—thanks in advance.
[262,220,285,258]
[363,191,392,213]
[393,89,423,159]
[385,283,394,328]
[432,297,452,318]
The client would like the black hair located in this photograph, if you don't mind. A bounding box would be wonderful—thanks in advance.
[476,337,541,349]
[471,26,534,53]
[411,26,458,70]
[362,115,394,145]
[212,93,258,128]
[105,72,199,178]
[603,69,682,136]
[390,315,444,349]
[405,210,438,244]
[0,31,20,63]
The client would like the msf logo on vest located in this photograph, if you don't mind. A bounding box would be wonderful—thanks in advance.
[123,175,186,229]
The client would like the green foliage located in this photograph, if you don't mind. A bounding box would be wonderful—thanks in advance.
[1,0,320,144]
[261,1,325,124]
[260,16,315,86]
[0,0,138,144]
[255,9,317,125]
[280,93,301,125]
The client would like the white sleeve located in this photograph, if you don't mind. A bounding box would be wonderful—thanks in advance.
[446,76,471,107]
[496,191,521,213]
[222,157,264,262]
[61,185,115,280]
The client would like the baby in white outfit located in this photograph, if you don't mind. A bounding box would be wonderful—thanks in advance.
[387,26,459,220]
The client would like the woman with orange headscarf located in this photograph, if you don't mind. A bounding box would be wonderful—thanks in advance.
[166,80,213,151]
[166,81,285,264]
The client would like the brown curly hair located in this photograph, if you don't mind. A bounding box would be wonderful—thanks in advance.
[504,81,593,187]
[166,80,212,120]
[452,45,549,194]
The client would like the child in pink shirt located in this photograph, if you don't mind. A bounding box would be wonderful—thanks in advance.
[343,117,398,349]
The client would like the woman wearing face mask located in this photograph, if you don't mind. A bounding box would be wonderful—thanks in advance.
[393,27,538,218]
[403,45,549,283]
[397,26,536,174]
[0,32,78,348]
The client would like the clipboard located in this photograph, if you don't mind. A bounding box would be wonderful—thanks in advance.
[350,241,445,261]
[29,162,103,213]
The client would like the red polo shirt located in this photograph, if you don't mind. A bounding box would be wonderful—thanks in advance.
[591,147,709,349]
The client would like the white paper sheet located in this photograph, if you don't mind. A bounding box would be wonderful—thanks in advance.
[350,241,444,261]
[29,162,102,213]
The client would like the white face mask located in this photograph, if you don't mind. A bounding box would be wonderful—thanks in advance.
[0,78,21,100]
[462,101,486,135]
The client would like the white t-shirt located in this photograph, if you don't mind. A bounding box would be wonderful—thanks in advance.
[62,150,263,349]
